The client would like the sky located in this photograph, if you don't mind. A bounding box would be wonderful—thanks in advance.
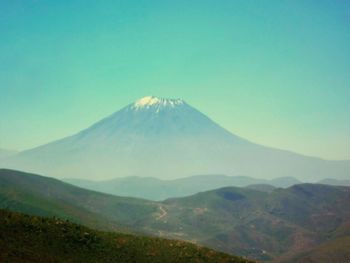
[0,0,350,160]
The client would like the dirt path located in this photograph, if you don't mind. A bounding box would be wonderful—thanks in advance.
[156,205,167,220]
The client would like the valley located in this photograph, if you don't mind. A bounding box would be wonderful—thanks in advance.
[1,169,350,262]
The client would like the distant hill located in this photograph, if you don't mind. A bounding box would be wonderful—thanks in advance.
[0,209,252,263]
[318,178,350,187]
[64,175,300,200]
[2,169,350,262]
[2,96,350,181]
[245,184,276,193]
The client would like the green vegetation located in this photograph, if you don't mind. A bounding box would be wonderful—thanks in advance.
[0,169,158,233]
[2,169,350,262]
[150,184,350,261]
[0,209,253,263]
[286,236,350,263]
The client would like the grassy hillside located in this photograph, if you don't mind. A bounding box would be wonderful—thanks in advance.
[0,209,253,263]
[285,236,350,263]
[2,169,350,262]
[151,184,350,261]
[154,187,282,261]
[0,169,158,233]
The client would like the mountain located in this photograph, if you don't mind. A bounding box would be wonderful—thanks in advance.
[64,174,300,201]
[2,96,350,181]
[0,209,252,263]
[0,148,17,159]
[318,178,350,187]
[2,169,350,262]
[156,184,350,262]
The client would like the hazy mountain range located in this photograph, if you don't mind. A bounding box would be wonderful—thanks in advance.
[2,169,350,262]
[2,96,350,181]
[65,175,350,201]
[64,174,301,200]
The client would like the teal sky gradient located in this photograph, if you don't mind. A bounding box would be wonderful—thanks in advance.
[1,0,350,159]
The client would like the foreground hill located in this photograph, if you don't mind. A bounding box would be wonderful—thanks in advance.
[2,96,350,181]
[64,175,298,200]
[0,169,158,233]
[2,169,350,262]
[0,209,252,263]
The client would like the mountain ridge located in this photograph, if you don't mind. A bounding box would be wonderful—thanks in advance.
[64,174,301,200]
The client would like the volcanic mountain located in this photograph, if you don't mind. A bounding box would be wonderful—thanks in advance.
[0,149,17,159]
[2,96,350,180]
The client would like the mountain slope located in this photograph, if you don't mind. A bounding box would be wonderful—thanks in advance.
[293,236,350,263]
[0,209,252,263]
[153,184,350,261]
[2,169,350,262]
[0,169,158,232]
[2,96,350,180]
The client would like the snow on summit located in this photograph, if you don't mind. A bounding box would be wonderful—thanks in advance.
[132,96,184,110]
[134,96,160,107]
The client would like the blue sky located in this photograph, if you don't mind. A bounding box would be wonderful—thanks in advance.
[1,0,350,159]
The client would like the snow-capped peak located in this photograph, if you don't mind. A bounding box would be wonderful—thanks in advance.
[135,96,161,107]
[132,96,184,110]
